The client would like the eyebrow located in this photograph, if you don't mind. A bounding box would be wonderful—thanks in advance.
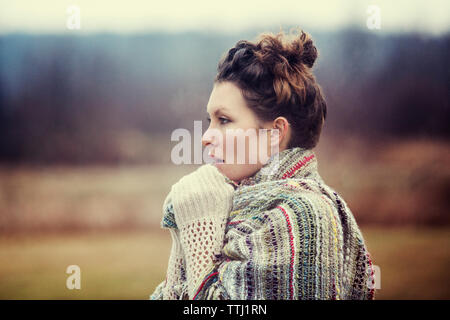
[207,106,228,116]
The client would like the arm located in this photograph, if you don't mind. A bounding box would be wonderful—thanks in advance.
[171,164,234,299]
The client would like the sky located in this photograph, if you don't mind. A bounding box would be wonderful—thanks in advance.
[0,0,448,35]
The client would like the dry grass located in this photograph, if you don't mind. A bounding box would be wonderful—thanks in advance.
[0,227,448,299]
[361,226,450,299]
[315,135,450,225]
[0,164,195,233]
[0,229,172,299]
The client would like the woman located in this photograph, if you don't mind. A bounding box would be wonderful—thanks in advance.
[150,28,375,300]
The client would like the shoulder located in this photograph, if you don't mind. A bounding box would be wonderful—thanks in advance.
[269,182,329,222]
[261,177,330,210]
[233,178,331,227]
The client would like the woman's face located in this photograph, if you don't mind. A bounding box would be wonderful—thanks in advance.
[202,81,281,183]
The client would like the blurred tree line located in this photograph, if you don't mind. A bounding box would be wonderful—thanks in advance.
[0,28,448,165]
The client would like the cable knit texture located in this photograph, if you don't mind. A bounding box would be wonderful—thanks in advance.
[150,147,376,300]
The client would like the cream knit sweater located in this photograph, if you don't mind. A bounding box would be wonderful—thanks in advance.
[150,147,376,300]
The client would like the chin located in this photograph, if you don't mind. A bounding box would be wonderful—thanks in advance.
[215,163,261,183]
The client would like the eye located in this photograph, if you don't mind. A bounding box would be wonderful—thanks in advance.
[206,116,230,125]
[219,117,230,125]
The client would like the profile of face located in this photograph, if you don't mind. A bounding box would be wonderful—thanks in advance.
[202,81,289,183]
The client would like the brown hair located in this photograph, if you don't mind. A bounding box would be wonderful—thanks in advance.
[214,28,327,149]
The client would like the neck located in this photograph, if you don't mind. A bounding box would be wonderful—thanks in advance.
[224,147,320,188]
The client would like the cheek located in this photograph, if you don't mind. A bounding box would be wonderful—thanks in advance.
[223,130,269,164]
[216,129,266,182]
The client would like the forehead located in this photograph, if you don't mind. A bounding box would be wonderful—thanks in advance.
[206,82,248,114]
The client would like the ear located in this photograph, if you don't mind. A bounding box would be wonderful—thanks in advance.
[271,117,290,148]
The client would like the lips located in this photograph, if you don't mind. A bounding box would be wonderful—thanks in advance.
[211,156,224,163]
[209,152,225,164]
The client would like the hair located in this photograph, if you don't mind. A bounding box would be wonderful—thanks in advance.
[214,27,327,149]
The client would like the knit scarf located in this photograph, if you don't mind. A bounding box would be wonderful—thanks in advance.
[217,147,376,299]
[224,146,320,188]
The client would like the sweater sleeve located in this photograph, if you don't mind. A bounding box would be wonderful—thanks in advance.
[149,228,188,300]
[170,164,234,299]
[151,165,234,300]
[149,191,188,300]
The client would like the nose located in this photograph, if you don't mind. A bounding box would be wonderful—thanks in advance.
[201,128,214,148]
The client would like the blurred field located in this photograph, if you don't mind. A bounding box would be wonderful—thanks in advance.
[0,226,449,299]
[0,136,449,299]
[0,136,448,233]
[0,229,171,299]
[0,162,193,234]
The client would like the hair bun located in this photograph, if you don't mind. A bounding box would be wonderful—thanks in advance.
[285,29,318,69]
[298,31,318,68]
[254,28,318,70]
